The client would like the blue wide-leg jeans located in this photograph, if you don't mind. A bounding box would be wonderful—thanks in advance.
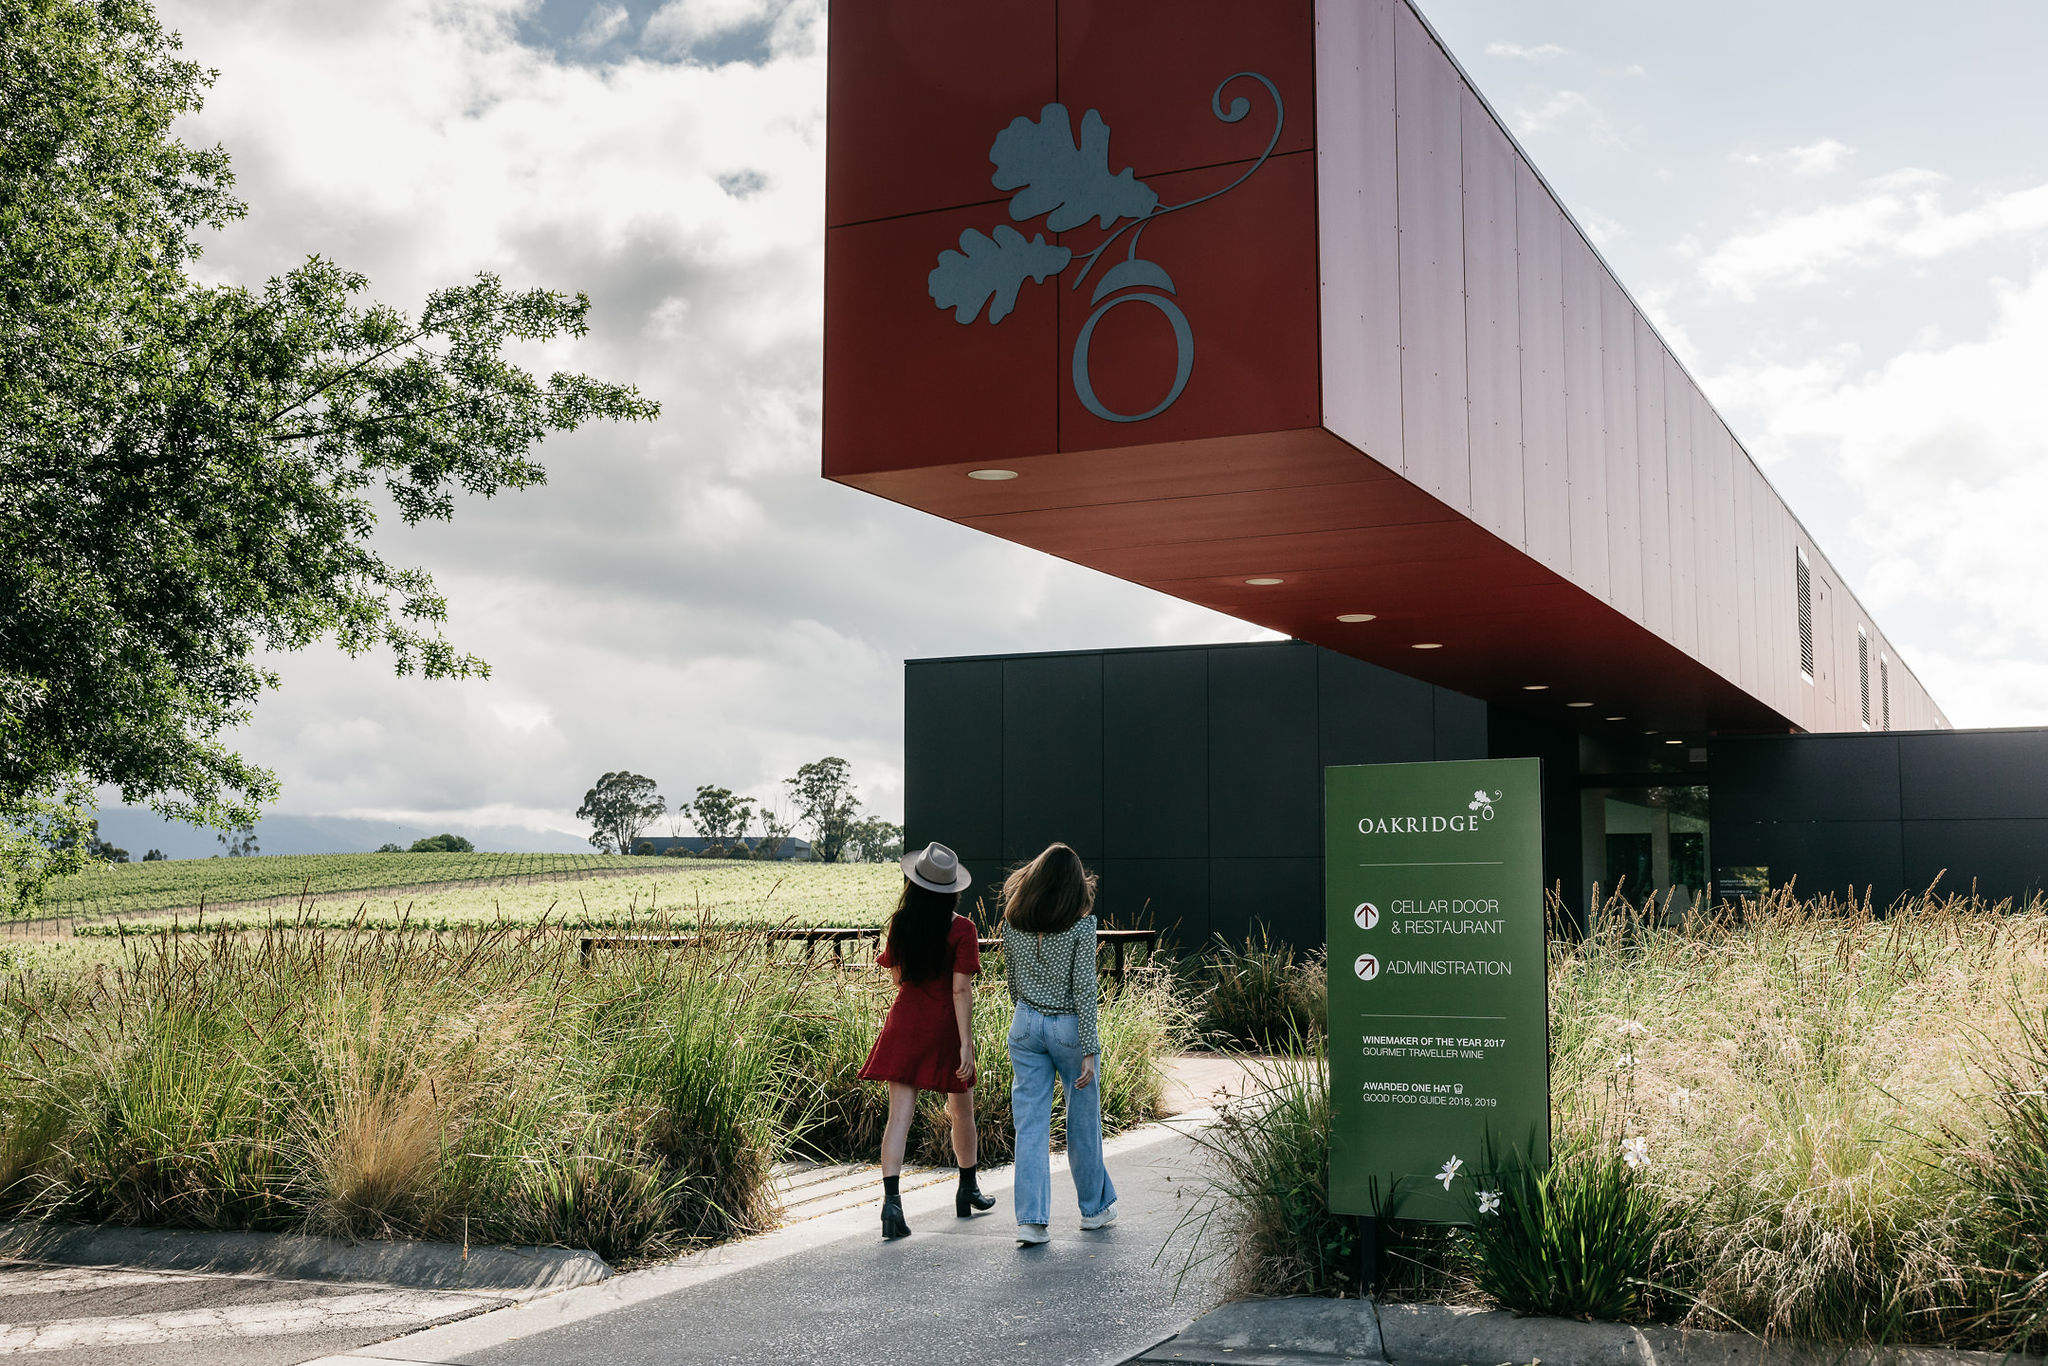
[1008,1001,1116,1227]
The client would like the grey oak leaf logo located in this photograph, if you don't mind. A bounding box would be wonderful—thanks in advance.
[926,72,1283,424]
[990,104,1159,231]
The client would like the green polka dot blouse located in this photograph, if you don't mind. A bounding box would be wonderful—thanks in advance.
[1000,915,1101,1056]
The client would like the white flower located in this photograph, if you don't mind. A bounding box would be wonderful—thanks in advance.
[1615,1052,1638,1069]
[1670,1087,1694,1109]
[1616,1019,1649,1037]
[1476,1189,1502,1215]
[1436,1155,1464,1190]
[1620,1136,1650,1169]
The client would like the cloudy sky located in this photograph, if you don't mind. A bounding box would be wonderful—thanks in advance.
[145,0,2048,841]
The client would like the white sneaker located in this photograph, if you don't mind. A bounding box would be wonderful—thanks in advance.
[1015,1224,1050,1245]
[1080,1202,1119,1231]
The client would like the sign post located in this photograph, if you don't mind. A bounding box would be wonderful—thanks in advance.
[1324,758,1549,1223]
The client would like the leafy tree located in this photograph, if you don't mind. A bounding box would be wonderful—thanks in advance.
[408,833,473,853]
[847,817,904,865]
[216,826,257,858]
[785,758,860,863]
[375,843,405,853]
[142,848,166,861]
[576,772,664,855]
[753,801,795,861]
[685,785,754,856]
[0,0,657,906]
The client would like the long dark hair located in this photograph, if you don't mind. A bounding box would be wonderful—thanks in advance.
[1001,843,1096,934]
[885,881,959,984]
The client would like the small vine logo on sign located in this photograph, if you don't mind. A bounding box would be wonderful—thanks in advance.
[926,72,1284,424]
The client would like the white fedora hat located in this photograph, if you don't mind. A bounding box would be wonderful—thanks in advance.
[901,841,971,893]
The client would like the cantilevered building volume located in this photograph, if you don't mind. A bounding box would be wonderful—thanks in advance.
[823,2,2040,932]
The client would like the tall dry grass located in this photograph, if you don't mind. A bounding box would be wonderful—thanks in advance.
[0,916,1180,1262]
[1190,891,2048,1352]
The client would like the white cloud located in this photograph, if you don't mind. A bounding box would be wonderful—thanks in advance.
[150,0,1265,830]
[1486,41,1569,62]
[1509,89,1621,144]
[1698,171,2048,299]
[1730,137,1855,177]
[1708,266,2048,725]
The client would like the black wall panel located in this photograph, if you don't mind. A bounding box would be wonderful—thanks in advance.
[904,659,1002,867]
[1899,731,2048,820]
[1713,730,2048,906]
[1104,650,1208,858]
[1098,857,1210,945]
[1001,654,1103,864]
[1209,644,1322,858]
[1318,650,1433,768]
[1487,707,1586,922]
[1432,691,1490,760]
[1211,857,1323,949]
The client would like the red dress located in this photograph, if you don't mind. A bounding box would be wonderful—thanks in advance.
[858,915,982,1093]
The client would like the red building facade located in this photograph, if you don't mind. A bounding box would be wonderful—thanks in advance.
[824,0,1943,741]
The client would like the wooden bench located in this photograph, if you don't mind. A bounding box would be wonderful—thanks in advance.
[577,925,1160,988]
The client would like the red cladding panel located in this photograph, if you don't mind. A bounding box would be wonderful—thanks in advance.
[1055,153,1320,452]
[826,2,1055,227]
[1057,0,1315,177]
[824,203,1058,478]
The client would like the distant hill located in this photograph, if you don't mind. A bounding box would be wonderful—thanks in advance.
[90,808,594,859]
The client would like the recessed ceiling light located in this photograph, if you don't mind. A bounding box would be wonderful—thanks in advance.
[966,469,1017,481]
[1412,642,1443,650]
[1522,684,1549,692]
[1244,577,1284,586]
[1567,702,1594,708]
[1336,613,1376,623]
[1665,738,1684,745]
[1605,715,1626,722]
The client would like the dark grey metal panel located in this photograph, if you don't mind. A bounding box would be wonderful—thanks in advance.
[1713,820,1906,906]
[1515,158,1571,579]
[1486,706,1583,922]
[1209,643,1321,858]
[1002,654,1103,864]
[1393,3,1470,509]
[1211,857,1324,951]
[1902,820,2048,903]
[1431,689,1489,760]
[1460,85,1523,545]
[1711,735,1902,824]
[905,659,1003,863]
[1318,649,1433,767]
[1099,857,1210,948]
[1104,648,1208,858]
[1899,730,2048,820]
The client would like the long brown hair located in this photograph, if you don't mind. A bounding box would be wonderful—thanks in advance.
[885,881,959,984]
[1001,843,1097,934]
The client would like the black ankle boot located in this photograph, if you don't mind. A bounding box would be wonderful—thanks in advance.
[881,1174,909,1239]
[956,1165,994,1218]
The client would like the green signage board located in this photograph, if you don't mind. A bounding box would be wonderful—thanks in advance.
[1324,757,1549,1223]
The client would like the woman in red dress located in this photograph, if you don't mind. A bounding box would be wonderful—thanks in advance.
[858,841,995,1239]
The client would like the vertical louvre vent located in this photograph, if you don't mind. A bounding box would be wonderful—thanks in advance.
[1795,550,1814,679]
[1881,656,1892,731]
[1858,630,1871,727]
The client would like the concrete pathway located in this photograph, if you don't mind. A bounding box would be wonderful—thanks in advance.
[304,1057,1280,1366]
[0,1259,502,1366]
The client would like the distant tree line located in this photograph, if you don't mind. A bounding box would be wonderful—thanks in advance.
[575,758,904,863]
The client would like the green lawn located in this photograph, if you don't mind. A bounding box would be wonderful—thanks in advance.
[66,858,908,935]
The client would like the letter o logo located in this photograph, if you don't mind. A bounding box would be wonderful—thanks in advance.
[1354,902,1380,930]
[1072,292,1195,424]
[1354,953,1380,981]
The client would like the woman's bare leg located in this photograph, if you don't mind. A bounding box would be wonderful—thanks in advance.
[946,1088,979,1168]
[881,1082,917,1178]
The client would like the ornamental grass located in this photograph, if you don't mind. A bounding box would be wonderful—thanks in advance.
[1186,889,2048,1354]
[0,917,1177,1264]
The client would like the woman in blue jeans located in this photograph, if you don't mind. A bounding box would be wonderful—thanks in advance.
[999,843,1116,1246]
